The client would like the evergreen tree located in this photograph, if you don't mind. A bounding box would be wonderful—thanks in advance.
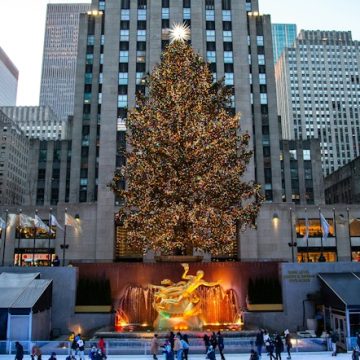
[111,34,263,256]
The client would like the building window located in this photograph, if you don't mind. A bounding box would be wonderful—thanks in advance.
[222,10,231,21]
[161,8,169,19]
[136,72,145,84]
[258,54,265,65]
[303,149,311,160]
[256,36,264,46]
[183,8,191,20]
[260,93,268,104]
[259,74,266,84]
[223,31,232,42]
[205,10,215,21]
[138,9,146,20]
[137,30,146,41]
[118,95,128,108]
[224,51,233,63]
[224,73,234,85]
[206,30,215,42]
[296,219,334,238]
[119,51,129,63]
[121,9,130,20]
[207,51,216,63]
[120,30,129,41]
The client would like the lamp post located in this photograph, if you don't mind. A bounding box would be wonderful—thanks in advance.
[1,210,8,266]
[60,208,68,266]
[318,207,326,262]
[333,207,338,262]
[347,207,352,261]
[288,207,297,263]
[32,209,38,266]
[47,208,53,266]
[17,209,22,266]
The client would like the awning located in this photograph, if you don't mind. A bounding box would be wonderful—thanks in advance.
[318,272,360,312]
[0,272,52,312]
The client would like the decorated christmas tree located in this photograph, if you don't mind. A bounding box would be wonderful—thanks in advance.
[111,25,263,256]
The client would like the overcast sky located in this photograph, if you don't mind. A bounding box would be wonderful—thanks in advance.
[0,0,359,106]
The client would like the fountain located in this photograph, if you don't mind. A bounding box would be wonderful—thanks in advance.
[114,263,243,331]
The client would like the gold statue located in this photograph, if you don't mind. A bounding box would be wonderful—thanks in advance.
[149,263,219,330]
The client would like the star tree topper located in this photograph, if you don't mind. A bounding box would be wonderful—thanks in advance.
[169,23,191,43]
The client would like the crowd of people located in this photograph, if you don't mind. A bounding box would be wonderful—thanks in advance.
[13,328,360,360]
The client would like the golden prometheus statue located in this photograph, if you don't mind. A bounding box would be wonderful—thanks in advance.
[149,263,219,330]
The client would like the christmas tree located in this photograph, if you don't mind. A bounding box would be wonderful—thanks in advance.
[111,26,263,256]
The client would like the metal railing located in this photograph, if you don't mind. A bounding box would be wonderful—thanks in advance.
[0,337,330,356]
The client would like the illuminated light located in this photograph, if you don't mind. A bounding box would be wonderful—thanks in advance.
[169,23,191,43]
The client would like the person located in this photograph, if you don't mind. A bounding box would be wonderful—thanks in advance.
[71,335,78,357]
[162,340,174,360]
[89,345,98,360]
[203,334,210,354]
[330,330,339,356]
[210,332,218,350]
[217,331,225,360]
[168,331,175,351]
[52,255,60,266]
[274,333,283,360]
[181,334,189,360]
[357,332,360,349]
[284,329,292,359]
[173,334,183,360]
[48,353,57,360]
[31,345,42,360]
[249,349,259,360]
[255,329,264,357]
[352,347,360,360]
[77,334,85,360]
[15,342,24,360]
[206,345,216,360]
[266,338,276,360]
[97,337,106,357]
[264,330,271,353]
[151,334,160,360]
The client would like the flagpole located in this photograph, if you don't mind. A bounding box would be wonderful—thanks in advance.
[48,208,52,266]
[305,207,309,262]
[32,209,38,266]
[62,208,67,266]
[319,207,323,258]
[347,207,352,261]
[17,209,22,266]
[333,207,338,262]
[289,207,295,263]
[1,209,8,266]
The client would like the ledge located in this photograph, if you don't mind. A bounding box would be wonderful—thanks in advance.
[75,305,112,313]
[246,303,284,312]
[155,255,203,262]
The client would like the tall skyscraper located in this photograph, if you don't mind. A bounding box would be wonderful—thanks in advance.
[68,0,282,259]
[0,47,18,106]
[39,3,91,122]
[271,23,297,63]
[275,30,360,176]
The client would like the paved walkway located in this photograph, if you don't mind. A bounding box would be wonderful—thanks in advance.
[0,353,352,360]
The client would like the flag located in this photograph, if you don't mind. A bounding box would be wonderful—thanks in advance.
[303,216,309,242]
[65,213,77,227]
[20,214,34,227]
[34,215,50,232]
[320,213,330,240]
[7,214,17,228]
[50,214,63,231]
[0,217,6,229]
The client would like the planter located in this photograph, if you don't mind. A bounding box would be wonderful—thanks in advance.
[246,303,283,312]
[155,255,203,262]
[75,305,112,313]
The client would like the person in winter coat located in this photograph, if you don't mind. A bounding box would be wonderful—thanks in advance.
[162,340,174,360]
[330,330,339,356]
[15,342,24,360]
[217,331,225,360]
[97,337,106,357]
[150,334,160,360]
[284,329,292,359]
[203,334,211,354]
[274,333,284,360]
[181,334,189,360]
[173,334,183,360]
[206,345,216,360]
[255,329,264,357]
[249,349,259,360]
[48,353,57,360]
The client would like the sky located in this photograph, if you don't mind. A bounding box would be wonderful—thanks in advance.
[0,0,359,106]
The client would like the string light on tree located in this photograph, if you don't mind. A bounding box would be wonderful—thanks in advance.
[169,23,191,43]
[111,38,263,256]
